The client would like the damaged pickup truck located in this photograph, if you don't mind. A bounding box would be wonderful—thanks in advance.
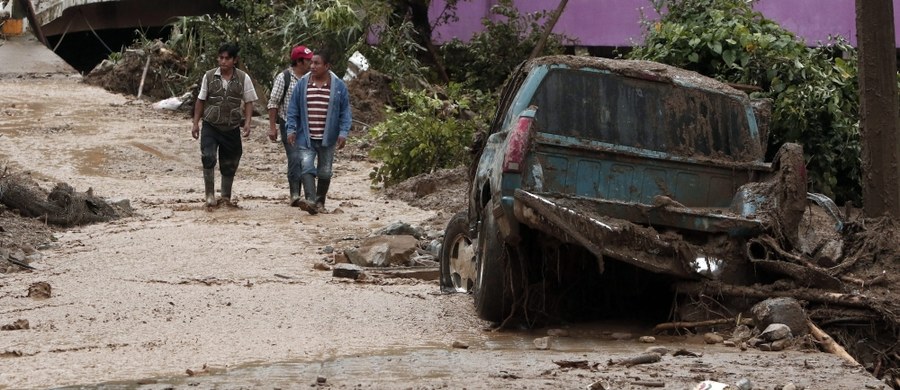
[440,55,833,323]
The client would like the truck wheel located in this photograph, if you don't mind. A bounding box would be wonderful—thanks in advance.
[440,212,476,293]
[474,203,515,322]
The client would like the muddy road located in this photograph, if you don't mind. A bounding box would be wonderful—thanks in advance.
[0,42,888,389]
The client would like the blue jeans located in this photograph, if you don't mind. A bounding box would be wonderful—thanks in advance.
[279,123,303,182]
[299,139,335,180]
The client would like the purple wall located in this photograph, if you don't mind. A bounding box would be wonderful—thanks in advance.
[429,0,900,48]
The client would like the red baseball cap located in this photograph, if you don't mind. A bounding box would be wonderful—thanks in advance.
[291,45,314,61]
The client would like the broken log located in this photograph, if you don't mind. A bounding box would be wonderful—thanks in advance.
[0,171,127,227]
[653,317,753,332]
[808,320,860,366]
[676,282,870,309]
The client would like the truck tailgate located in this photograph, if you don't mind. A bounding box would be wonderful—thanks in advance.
[512,189,760,278]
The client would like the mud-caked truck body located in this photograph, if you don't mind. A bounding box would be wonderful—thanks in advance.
[440,55,808,322]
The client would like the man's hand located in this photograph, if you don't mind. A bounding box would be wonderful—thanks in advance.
[267,125,278,142]
[242,123,251,138]
[191,123,200,140]
[337,136,347,150]
[287,133,296,146]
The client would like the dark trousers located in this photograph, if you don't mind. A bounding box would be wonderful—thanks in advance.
[200,121,242,177]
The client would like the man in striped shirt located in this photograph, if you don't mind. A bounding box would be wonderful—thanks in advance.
[284,49,352,214]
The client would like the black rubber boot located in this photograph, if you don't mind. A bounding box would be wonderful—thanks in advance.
[289,180,301,206]
[299,174,318,215]
[203,169,216,207]
[221,175,234,204]
[315,178,331,213]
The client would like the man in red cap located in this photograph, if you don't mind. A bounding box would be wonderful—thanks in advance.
[267,45,314,206]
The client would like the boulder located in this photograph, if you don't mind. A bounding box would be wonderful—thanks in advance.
[345,235,419,267]
[751,297,808,337]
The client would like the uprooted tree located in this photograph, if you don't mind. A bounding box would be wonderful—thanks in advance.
[0,168,129,227]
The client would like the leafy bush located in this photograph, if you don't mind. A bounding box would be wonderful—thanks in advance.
[369,84,494,185]
[628,0,863,203]
[440,0,569,92]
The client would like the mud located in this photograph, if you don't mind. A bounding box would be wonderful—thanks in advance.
[0,40,894,388]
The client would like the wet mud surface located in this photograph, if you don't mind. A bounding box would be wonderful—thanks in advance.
[0,71,891,388]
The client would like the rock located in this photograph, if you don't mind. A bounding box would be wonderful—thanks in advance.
[610,332,632,340]
[781,383,797,390]
[638,336,656,343]
[409,254,439,267]
[751,297,808,337]
[704,333,724,344]
[27,282,51,299]
[0,247,8,260]
[451,340,469,349]
[426,239,441,257]
[732,324,753,342]
[372,221,424,239]
[9,249,26,262]
[645,346,669,355]
[735,378,753,390]
[770,338,792,351]
[758,342,772,351]
[345,235,418,267]
[723,340,736,347]
[547,328,570,337]
[534,336,550,350]
[0,319,29,331]
[316,376,327,384]
[332,263,364,280]
[313,262,332,271]
[333,251,349,264]
[323,245,334,254]
[760,323,793,342]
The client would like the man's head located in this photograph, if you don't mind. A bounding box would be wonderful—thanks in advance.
[291,45,313,64]
[309,49,332,80]
[217,42,240,71]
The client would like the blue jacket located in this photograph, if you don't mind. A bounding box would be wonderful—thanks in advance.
[285,71,352,148]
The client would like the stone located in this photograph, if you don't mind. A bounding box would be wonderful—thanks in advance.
[782,383,797,390]
[704,333,724,344]
[547,328,570,337]
[534,336,550,350]
[372,221,424,239]
[735,378,753,390]
[451,340,469,349]
[9,249,26,262]
[760,323,793,342]
[770,338,792,351]
[638,336,656,343]
[345,235,419,267]
[316,376,326,384]
[723,340,736,347]
[313,262,332,271]
[751,297,808,337]
[732,324,753,342]
[332,263,364,280]
[27,282,51,299]
[323,245,334,254]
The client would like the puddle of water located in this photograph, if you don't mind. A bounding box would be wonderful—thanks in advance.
[71,147,108,176]
[61,324,664,389]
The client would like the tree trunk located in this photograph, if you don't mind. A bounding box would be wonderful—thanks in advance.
[529,0,568,60]
[0,172,127,227]
[857,0,900,218]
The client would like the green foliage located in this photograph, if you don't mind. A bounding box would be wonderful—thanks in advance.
[440,0,569,91]
[368,83,495,185]
[628,0,864,203]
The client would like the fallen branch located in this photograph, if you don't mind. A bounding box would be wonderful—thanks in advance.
[654,317,753,332]
[676,282,870,309]
[808,320,860,366]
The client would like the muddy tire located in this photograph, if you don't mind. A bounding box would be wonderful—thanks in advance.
[441,212,476,293]
[474,203,515,323]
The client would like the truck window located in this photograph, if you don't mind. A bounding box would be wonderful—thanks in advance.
[530,68,758,161]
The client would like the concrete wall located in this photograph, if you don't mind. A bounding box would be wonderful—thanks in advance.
[429,0,900,48]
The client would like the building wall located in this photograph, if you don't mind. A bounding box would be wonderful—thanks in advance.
[429,0,900,48]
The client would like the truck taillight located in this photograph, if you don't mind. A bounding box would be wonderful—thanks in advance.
[502,109,536,173]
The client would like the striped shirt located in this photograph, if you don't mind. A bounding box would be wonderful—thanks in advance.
[306,80,331,140]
